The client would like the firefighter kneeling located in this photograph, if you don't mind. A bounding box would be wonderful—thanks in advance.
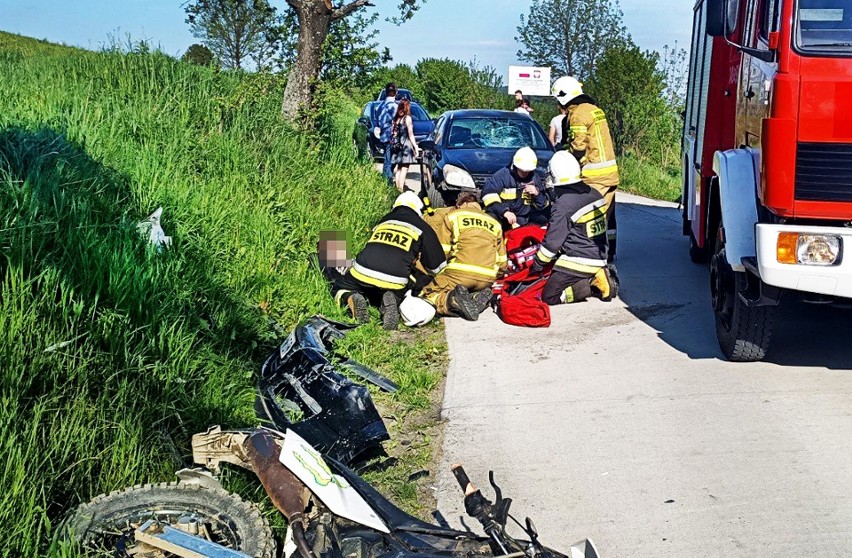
[531,151,616,305]
[331,192,446,330]
[403,193,506,324]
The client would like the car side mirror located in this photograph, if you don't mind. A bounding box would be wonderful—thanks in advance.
[419,139,436,151]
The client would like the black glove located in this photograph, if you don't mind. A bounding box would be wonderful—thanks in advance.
[530,256,545,275]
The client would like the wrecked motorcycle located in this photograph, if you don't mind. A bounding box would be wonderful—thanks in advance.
[63,426,600,558]
[255,316,397,466]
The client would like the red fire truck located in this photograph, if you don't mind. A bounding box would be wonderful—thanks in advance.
[682,0,852,361]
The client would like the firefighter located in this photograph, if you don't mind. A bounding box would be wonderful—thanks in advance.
[481,147,549,230]
[331,191,447,330]
[531,151,616,305]
[552,75,619,261]
[416,193,507,322]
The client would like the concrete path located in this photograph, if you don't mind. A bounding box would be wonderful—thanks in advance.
[433,193,852,557]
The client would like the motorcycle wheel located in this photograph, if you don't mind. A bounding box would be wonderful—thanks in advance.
[62,481,276,558]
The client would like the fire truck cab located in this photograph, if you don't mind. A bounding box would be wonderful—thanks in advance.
[682,0,852,361]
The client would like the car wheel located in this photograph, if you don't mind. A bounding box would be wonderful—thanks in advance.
[422,167,446,208]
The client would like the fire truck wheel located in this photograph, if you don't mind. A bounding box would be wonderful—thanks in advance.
[710,229,774,362]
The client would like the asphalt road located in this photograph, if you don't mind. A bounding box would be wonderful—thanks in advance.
[430,192,852,557]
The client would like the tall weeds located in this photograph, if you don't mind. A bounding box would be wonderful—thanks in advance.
[0,32,399,556]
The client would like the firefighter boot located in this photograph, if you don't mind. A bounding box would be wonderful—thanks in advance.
[471,288,494,316]
[347,293,370,324]
[590,266,615,302]
[608,263,620,299]
[447,285,479,321]
[380,291,400,331]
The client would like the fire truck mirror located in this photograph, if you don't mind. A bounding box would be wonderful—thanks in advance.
[706,0,740,38]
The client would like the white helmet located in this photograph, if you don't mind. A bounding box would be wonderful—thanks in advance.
[512,146,538,173]
[399,293,436,327]
[551,76,583,105]
[548,151,582,186]
[393,191,424,215]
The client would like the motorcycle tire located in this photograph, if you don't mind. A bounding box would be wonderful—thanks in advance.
[62,481,276,558]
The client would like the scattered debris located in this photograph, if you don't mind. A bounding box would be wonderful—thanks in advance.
[137,207,172,252]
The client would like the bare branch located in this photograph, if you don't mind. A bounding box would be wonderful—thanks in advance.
[331,0,373,21]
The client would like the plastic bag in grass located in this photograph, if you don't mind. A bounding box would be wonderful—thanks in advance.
[137,207,172,252]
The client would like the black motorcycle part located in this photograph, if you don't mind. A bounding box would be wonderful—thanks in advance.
[256,346,389,465]
[292,316,399,393]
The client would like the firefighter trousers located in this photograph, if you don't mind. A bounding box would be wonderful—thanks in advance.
[330,268,406,308]
[603,186,617,261]
[541,269,595,306]
[420,269,493,316]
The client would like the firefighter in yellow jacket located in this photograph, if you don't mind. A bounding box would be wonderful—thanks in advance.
[417,193,507,321]
[552,75,619,261]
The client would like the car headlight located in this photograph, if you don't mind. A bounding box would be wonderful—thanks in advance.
[443,164,475,189]
[777,233,842,266]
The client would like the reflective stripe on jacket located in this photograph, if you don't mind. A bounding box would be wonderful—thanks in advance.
[565,102,620,194]
[431,202,506,280]
[535,181,608,273]
[481,166,549,223]
[353,206,446,290]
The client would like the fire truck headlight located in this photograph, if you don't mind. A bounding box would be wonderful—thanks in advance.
[777,233,842,266]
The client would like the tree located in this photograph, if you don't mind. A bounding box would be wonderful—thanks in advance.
[587,42,683,168]
[279,9,391,89]
[281,0,426,121]
[182,43,216,66]
[184,0,280,70]
[515,0,628,82]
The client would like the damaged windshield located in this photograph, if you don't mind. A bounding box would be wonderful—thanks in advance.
[447,117,550,150]
[796,0,852,53]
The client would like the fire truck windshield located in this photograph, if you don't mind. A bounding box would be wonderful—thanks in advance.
[797,0,852,53]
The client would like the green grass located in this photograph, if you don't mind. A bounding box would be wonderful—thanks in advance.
[0,31,447,556]
[619,154,682,202]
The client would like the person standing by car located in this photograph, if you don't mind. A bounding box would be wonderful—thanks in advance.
[530,151,615,305]
[391,99,420,193]
[376,83,399,182]
[481,146,549,230]
[548,104,568,146]
[513,98,532,115]
[552,75,619,261]
[514,90,534,114]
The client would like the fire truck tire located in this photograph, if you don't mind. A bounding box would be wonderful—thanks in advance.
[710,230,774,361]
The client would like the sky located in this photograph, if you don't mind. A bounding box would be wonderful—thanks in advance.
[0,0,693,79]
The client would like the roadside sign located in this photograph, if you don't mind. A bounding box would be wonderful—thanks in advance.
[508,65,551,97]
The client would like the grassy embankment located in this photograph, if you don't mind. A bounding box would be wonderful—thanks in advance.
[0,31,446,556]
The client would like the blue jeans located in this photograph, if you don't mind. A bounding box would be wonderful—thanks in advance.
[382,142,393,181]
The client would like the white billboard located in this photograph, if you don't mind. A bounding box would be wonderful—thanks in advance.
[508,65,552,97]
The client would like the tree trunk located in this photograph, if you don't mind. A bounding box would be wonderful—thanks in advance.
[281,2,332,121]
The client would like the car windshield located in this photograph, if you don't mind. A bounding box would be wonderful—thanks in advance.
[797,0,852,53]
[446,117,549,150]
[371,103,429,122]
[411,104,430,121]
